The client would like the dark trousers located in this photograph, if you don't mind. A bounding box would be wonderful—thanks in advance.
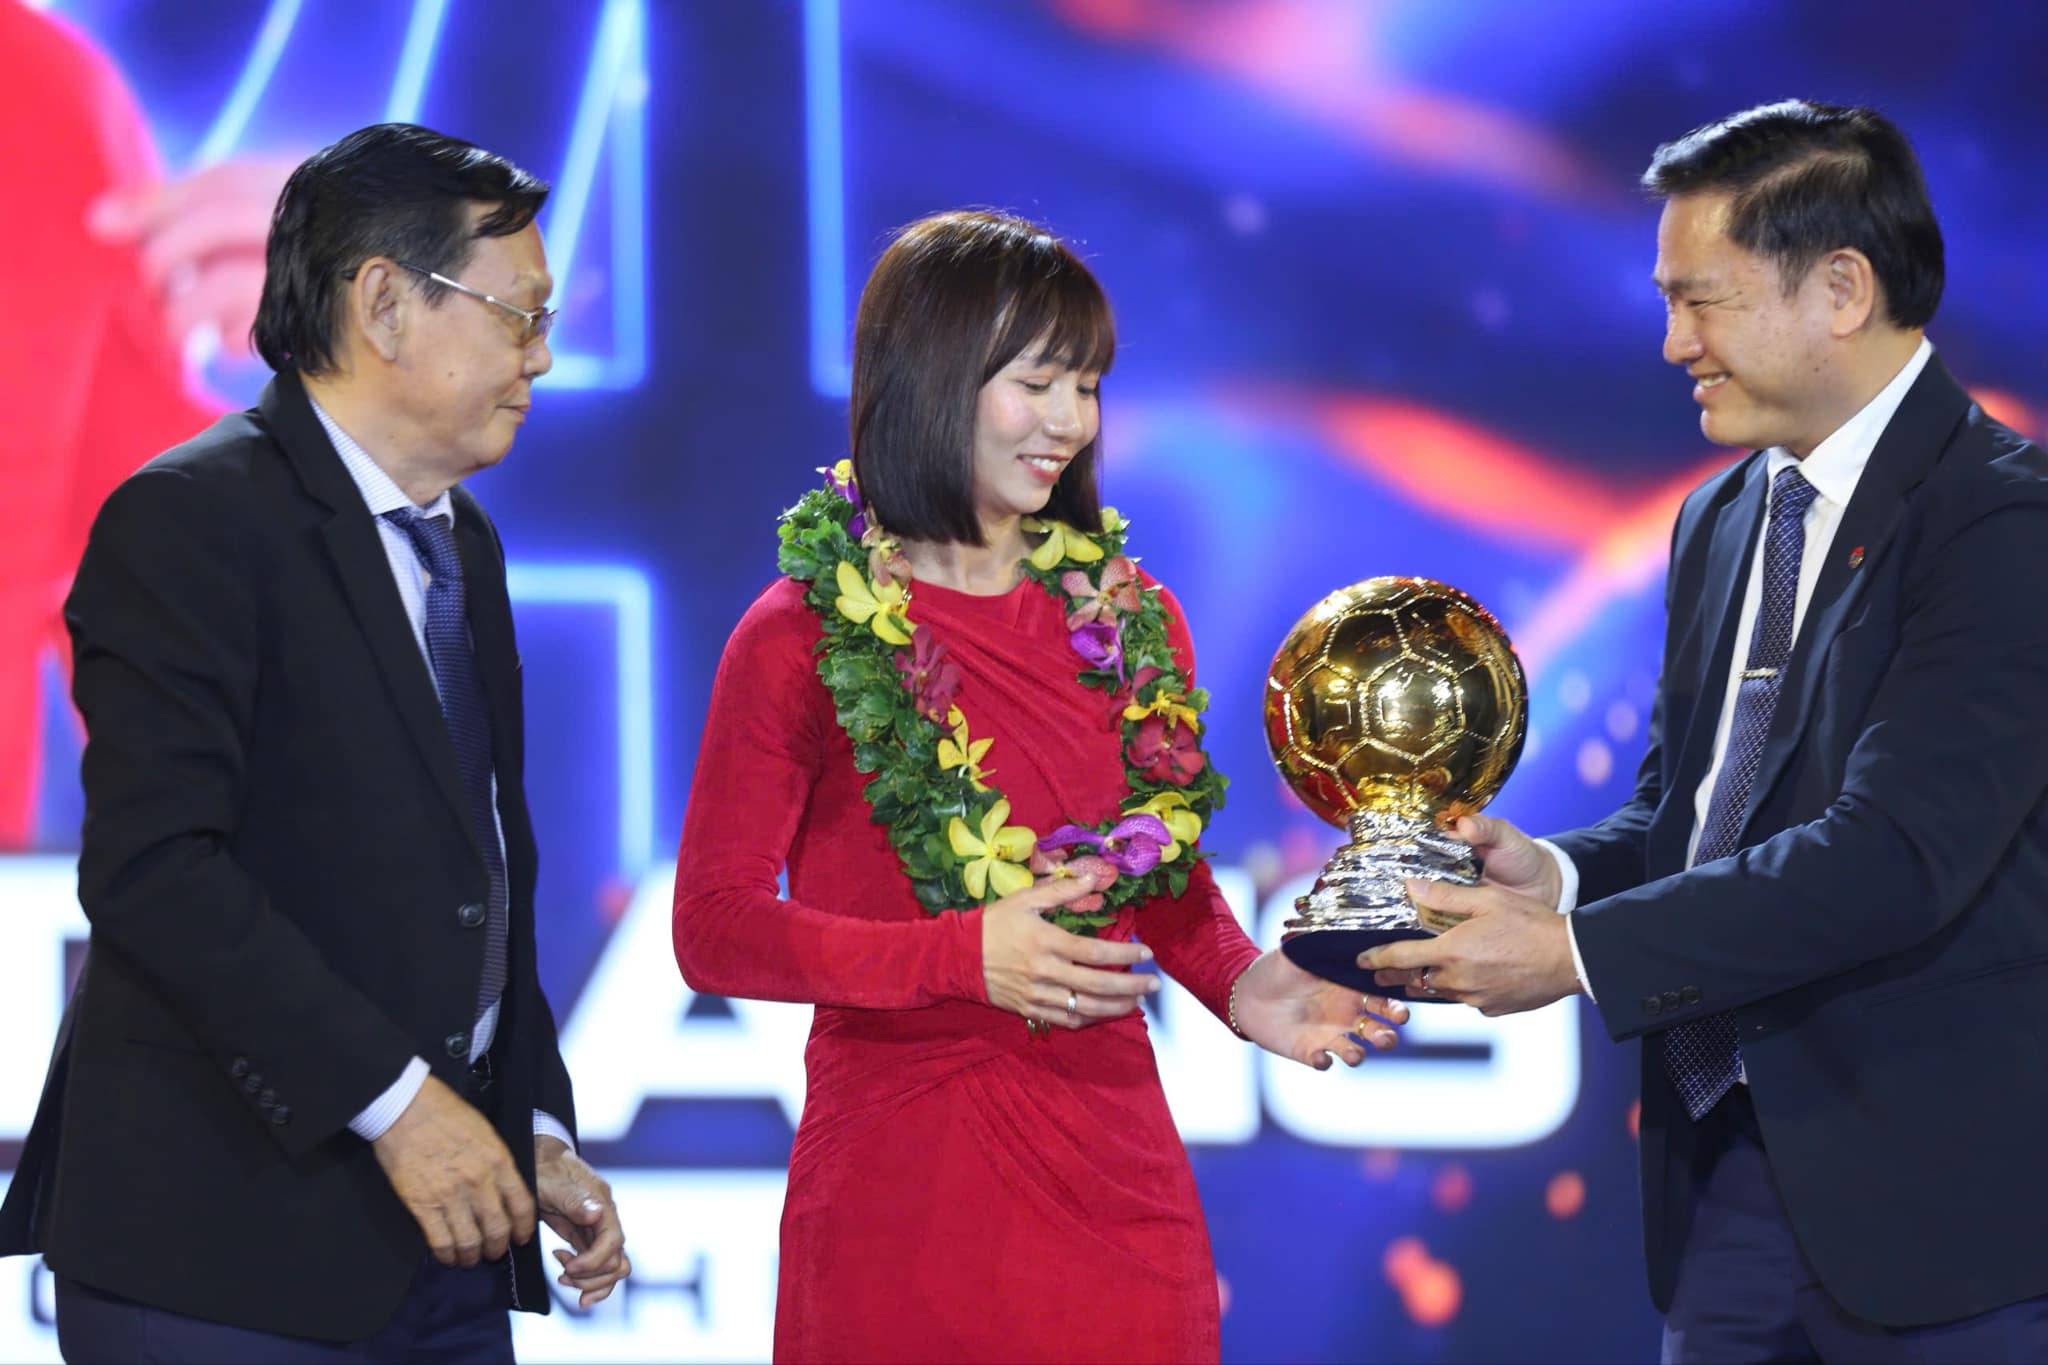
[1663,1087,2048,1363]
[56,1253,514,1364]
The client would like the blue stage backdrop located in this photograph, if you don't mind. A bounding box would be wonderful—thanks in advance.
[2,1,2043,1360]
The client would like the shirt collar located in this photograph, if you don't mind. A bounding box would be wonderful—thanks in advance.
[307,396,455,524]
[1764,336,1934,505]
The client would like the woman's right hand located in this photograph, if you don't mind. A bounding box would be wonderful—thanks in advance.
[982,879,1159,1029]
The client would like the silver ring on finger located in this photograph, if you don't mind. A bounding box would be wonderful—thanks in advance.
[1066,989,1079,1019]
[1420,966,1439,997]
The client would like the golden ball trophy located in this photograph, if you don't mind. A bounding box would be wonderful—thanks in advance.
[1263,577,1528,1001]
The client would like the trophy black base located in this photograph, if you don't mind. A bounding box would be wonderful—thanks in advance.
[1282,925,1448,1004]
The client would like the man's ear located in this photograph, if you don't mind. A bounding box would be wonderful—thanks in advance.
[345,258,409,362]
[1823,247,1879,339]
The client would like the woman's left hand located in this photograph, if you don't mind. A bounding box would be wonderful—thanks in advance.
[1230,950,1408,1069]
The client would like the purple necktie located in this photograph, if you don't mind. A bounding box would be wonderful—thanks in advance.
[1663,466,1818,1121]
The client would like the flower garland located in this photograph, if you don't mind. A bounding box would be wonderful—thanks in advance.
[775,461,1228,934]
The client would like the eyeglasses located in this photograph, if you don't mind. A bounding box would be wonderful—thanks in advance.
[395,261,556,347]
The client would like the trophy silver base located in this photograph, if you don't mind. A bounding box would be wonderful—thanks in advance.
[1280,808,1479,1002]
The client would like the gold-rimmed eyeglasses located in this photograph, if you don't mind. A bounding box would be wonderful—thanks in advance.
[395,261,556,347]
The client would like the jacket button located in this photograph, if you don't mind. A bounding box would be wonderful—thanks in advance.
[1642,996,1663,1015]
[1681,986,1702,1005]
[243,1074,264,1095]
[445,1032,469,1059]
[1660,990,1681,1009]
[229,1058,250,1080]
[457,902,487,929]
[258,1088,277,1108]
[270,1104,292,1126]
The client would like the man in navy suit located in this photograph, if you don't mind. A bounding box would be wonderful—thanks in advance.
[1365,100,2048,1362]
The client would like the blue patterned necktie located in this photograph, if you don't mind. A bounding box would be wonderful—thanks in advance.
[1663,466,1819,1121]
[384,509,509,1035]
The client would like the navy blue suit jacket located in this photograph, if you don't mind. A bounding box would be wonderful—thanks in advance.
[1552,355,2048,1327]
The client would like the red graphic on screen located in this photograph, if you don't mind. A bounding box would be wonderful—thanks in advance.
[0,2,245,846]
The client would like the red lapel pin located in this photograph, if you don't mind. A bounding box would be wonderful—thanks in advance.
[1848,546,1865,568]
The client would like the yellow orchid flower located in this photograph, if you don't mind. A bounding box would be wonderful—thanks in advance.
[1122,684,1199,731]
[830,457,854,486]
[1022,517,1106,570]
[947,799,1037,900]
[936,705,995,791]
[1123,791,1203,862]
[833,560,916,645]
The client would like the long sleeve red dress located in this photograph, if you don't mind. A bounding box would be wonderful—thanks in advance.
[673,566,1261,1364]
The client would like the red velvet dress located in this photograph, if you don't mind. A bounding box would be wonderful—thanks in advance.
[674,568,1261,1364]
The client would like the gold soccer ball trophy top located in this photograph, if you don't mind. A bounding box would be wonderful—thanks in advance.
[1263,577,1528,999]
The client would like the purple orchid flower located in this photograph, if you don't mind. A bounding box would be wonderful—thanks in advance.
[1069,619,1125,683]
[821,461,867,538]
[1036,813,1173,877]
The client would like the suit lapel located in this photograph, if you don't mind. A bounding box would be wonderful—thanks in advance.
[261,374,475,843]
[1738,356,1973,832]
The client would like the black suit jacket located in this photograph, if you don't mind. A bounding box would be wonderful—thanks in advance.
[0,371,576,1340]
[1552,355,2048,1327]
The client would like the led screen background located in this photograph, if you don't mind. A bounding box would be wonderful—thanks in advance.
[1,1,2043,1360]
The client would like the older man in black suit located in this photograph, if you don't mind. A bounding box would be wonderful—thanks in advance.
[0,123,628,1362]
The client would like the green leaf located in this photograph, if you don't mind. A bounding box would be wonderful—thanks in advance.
[1047,909,1115,935]
[1076,666,1121,691]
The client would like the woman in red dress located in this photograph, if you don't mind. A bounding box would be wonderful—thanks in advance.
[673,210,1408,1364]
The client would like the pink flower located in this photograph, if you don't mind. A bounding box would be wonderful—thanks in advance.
[1126,713,1206,787]
[1110,664,1165,723]
[869,542,912,588]
[895,632,962,722]
[1027,846,1120,912]
[1061,556,1142,629]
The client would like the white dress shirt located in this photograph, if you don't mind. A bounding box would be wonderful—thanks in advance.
[311,399,572,1151]
[1554,338,1936,1013]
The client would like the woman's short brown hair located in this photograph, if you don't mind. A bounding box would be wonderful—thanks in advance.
[850,210,1116,545]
